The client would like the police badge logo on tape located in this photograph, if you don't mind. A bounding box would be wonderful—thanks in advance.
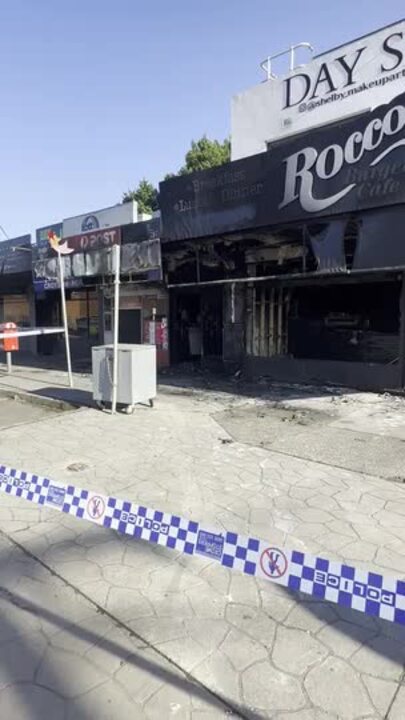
[46,485,66,507]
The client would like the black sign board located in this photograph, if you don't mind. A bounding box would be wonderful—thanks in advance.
[160,91,405,241]
[0,235,32,274]
[122,217,161,244]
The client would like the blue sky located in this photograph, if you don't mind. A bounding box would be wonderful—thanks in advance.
[0,0,403,237]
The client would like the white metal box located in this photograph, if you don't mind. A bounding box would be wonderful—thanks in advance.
[92,344,156,408]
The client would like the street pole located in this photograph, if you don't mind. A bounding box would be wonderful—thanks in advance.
[57,251,74,388]
[399,272,405,390]
[111,243,120,414]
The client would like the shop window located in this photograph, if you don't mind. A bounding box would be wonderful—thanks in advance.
[289,282,400,364]
[103,294,112,333]
[66,290,99,340]
[1,295,30,326]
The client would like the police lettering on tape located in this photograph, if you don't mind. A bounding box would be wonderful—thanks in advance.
[0,464,404,626]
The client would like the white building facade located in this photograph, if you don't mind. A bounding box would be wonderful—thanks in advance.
[231,19,405,160]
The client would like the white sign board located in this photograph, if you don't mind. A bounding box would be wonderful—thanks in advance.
[231,19,405,160]
[63,201,137,238]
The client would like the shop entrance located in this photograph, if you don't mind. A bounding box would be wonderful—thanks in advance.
[170,287,223,363]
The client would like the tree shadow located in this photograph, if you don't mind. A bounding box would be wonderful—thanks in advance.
[0,528,265,720]
[281,586,405,667]
[11,516,405,671]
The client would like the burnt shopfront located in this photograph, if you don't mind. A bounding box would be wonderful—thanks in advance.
[160,91,405,390]
[33,217,168,368]
[164,240,246,364]
[108,220,169,368]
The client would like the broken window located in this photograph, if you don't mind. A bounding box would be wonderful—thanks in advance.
[288,281,400,364]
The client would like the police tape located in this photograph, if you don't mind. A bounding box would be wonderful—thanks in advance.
[0,463,404,626]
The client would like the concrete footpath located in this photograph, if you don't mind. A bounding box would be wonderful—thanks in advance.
[1,365,405,718]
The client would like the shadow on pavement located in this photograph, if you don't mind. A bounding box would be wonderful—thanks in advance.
[2,501,405,717]
[71,525,405,671]
[19,517,405,670]
[0,530,265,720]
[0,589,89,720]
[31,387,94,408]
[1,351,91,374]
[282,586,405,665]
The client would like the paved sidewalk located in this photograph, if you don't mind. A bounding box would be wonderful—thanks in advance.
[0,532,225,720]
[1,367,405,717]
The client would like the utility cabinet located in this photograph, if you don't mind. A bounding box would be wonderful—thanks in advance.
[92,344,156,411]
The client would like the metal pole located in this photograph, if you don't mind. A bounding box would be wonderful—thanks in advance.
[6,352,12,374]
[111,244,120,415]
[399,273,405,389]
[57,252,73,388]
[290,46,295,71]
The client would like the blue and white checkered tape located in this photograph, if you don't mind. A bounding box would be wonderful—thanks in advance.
[0,463,404,626]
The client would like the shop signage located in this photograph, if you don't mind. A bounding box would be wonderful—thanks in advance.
[35,223,63,260]
[64,226,121,252]
[160,90,405,241]
[122,217,161,243]
[121,238,161,274]
[0,235,32,274]
[81,215,100,232]
[231,19,405,159]
[33,277,83,294]
[280,101,405,213]
[63,202,137,238]
[282,25,405,112]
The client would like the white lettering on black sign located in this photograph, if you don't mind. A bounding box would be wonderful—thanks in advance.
[280,102,405,212]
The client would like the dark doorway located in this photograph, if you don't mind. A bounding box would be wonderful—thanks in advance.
[170,287,223,363]
[36,292,60,355]
[119,309,142,344]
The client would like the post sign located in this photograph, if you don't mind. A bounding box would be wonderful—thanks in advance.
[231,19,405,159]
[63,226,121,252]
[160,90,405,241]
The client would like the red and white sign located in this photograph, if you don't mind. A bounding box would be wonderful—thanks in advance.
[65,226,121,252]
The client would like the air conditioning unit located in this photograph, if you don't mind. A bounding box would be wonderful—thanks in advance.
[92,344,156,413]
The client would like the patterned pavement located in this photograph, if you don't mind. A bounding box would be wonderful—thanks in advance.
[0,375,405,717]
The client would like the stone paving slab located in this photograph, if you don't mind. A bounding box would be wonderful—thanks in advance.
[213,403,405,480]
[0,530,231,719]
[0,374,405,716]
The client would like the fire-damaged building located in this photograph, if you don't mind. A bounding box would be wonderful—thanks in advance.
[159,89,405,391]
[33,203,168,368]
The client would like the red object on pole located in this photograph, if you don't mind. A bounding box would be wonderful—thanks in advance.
[0,323,19,352]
